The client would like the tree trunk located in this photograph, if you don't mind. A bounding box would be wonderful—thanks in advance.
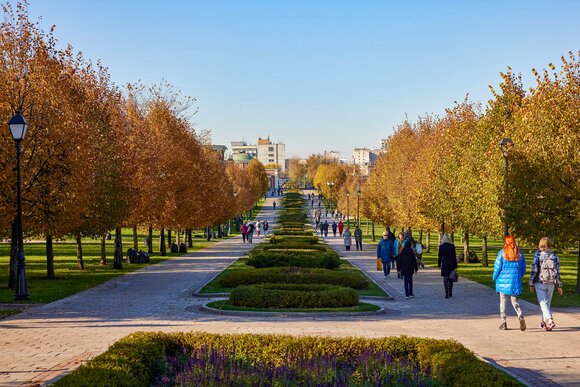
[8,220,18,289]
[576,241,580,295]
[76,233,84,270]
[132,225,138,250]
[218,224,223,238]
[148,226,153,254]
[426,232,431,253]
[482,236,488,267]
[113,227,123,269]
[463,231,469,264]
[451,233,455,244]
[187,228,193,248]
[206,226,211,241]
[366,218,369,237]
[100,235,107,265]
[371,222,375,242]
[160,228,166,256]
[176,228,181,244]
[167,229,172,246]
[419,229,423,245]
[46,234,55,279]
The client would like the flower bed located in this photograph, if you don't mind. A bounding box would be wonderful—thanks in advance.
[230,283,359,308]
[55,332,520,386]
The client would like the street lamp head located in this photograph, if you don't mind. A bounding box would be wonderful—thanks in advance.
[499,137,514,158]
[8,112,28,141]
[346,192,350,197]
[356,186,361,195]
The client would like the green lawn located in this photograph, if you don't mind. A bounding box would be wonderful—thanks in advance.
[206,300,381,313]
[199,258,390,298]
[0,228,216,304]
[362,233,579,308]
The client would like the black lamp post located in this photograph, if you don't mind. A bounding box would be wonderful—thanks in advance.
[9,112,29,300]
[346,192,350,228]
[499,137,514,237]
[326,181,334,211]
[356,186,361,227]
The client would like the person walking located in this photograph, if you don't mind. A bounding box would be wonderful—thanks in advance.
[256,220,261,237]
[438,233,457,299]
[400,240,418,298]
[338,220,344,236]
[331,221,337,237]
[241,222,248,243]
[529,237,563,331]
[263,220,269,237]
[323,220,329,237]
[377,231,395,278]
[493,234,527,331]
[343,227,352,251]
[393,232,405,278]
[273,201,276,210]
[319,220,325,237]
[354,225,363,251]
[246,222,255,243]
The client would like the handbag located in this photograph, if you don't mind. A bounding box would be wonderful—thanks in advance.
[449,269,459,282]
[376,258,383,271]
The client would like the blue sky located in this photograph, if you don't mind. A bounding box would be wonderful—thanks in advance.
[26,0,580,158]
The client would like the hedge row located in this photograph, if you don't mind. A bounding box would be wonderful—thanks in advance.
[247,250,341,269]
[230,283,359,308]
[219,266,370,289]
[269,235,320,244]
[55,332,519,386]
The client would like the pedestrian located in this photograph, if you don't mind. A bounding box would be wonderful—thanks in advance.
[319,220,325,237]
[386,227,396,269]
[377,231,395,278]
[354,225,363,251]
[493,234,527,331]
[246,222,255,244]
[311,199,314,207]
[438,233,457,299]
[323,220,329,237]
[256,221,261,237]
[529,237,563,331]
[338,220,344,236]
[241,222,248,243]
[343,227,352,251]
[400,237,418,298]
[263,220,269,236]
[273,201,276,210]
[331,221,337,237]
[393,232,405,278]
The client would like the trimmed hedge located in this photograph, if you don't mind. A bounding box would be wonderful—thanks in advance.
[219,266,369,289]
[269,235,319,244]
[261,243,327,251]
[247,250,341,269]
[230,283,359,308]
[55,332,520,386]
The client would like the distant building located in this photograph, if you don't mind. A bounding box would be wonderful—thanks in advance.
[352,147,379,176]
[210,145,228,161]
[257,136,286,172]
[380,138,388,152]
[324,150,341,162]
[230,141,257,159]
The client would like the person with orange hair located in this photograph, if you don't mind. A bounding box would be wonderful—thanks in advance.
[492,234,527,331]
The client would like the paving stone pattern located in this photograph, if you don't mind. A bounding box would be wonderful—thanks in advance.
[0,195,578,386]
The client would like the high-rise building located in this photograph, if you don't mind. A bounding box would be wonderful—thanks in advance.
[257,137,286,172]
[352,147,379,176]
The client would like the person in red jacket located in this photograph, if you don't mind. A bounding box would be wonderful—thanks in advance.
[338,220,344,236]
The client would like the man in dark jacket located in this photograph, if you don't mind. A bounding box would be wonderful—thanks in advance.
[354,226,363,250]
[246,222,255,244]
[400,242,418,298]
[331,221,337,237]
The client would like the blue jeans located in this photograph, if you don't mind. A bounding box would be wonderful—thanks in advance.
[403,274,413,296]
[382,260,391,276]
[534,282,555,321]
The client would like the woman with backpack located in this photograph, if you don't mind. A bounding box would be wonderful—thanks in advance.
[529,237,563,331]
[493,234,527,331]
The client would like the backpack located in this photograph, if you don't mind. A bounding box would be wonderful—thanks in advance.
[539,253,557,285]
[415,243,423,254]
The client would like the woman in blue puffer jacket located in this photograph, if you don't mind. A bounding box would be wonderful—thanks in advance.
[493,234,527,331]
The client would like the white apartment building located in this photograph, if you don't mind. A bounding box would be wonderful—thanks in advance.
[230,141,257,158]
[257,137,286,172]
[352,147,379,176]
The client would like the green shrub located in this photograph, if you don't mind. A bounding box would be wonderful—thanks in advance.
[230,283,359,308]
[218,266,369,289]
[247,250,341,269]
[56,333,519,386]
[269,235,319,244]
[261,243,327,251]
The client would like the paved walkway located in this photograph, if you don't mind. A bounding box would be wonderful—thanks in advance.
[0,195,579,386]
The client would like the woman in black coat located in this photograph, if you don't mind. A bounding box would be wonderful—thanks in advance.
[400,242,418,298]
[438,233,458,298]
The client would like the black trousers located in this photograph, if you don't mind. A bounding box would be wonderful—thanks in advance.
[355,241,362,250]
[443,276,454,297]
